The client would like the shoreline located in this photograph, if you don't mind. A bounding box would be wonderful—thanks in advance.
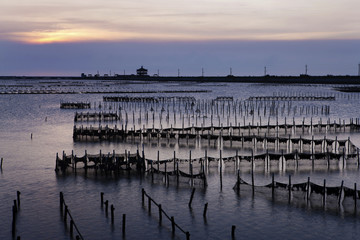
[1,75,360,84]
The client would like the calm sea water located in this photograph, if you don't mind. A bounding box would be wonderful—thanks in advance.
[0,79,360,240]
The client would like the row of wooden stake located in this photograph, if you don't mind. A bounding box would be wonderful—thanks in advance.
[59,192,84,240]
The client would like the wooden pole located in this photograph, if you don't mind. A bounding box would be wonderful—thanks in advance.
[101,192,104,206]
[142,188,145,205]
[189,188,196,207]
[171,216,175,233]
[338,180,344,205]
[111,204,115,223]
[220,150,223,190]
[64,205,68,222]
[203,203,208,217]
[231,225,236,238]
[60,192,64,213]
[355,183,357,210]
[323,179,326,207]
[272,173,275,200]
[251,150,254,195]
[13,200,17,213]
[12,205,16,234]
[122,214,126,235]
[306,177,310,202]
[17,191,21,208]
[70,220,74,235]
[105,200,109,214]
[158,204,162,223]
[288,175,291,203]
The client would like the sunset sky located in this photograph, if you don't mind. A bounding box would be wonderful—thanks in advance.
[1,0,360,76]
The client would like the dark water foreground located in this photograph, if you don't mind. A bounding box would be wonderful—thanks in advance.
[1,79,360,240]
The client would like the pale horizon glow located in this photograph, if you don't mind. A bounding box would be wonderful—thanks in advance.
[1,0,360,43]
[1,1,360,76]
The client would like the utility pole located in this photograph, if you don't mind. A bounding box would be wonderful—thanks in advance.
[202,68,204,77]
[305,65,308,75]
[264,66,267,76]
[178,69,180,77]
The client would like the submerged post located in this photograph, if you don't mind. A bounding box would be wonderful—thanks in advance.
[338,180,344,205]
[171,216,175,233]
[17,191,21,208]
[306,177,310,202]
[323,179,326,207]
[231,225,236,238]
[111,204,115,223]
[105,200,109,214]
[60,192,64,213]
[142,188,145,205]
[158,204,162,223]
[203,203,208,217]
[251,150,254,195]
[189,188,196,207]
[288,175,291,203]
[122,214,126,235]
[272,173,275,200]
[64,205,68,222]
[355,183,357,210]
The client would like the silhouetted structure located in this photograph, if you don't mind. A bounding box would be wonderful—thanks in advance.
[137,66,148,76]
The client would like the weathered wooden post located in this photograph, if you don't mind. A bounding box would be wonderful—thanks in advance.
[111,204,115,223]
[70,220,74,235]
[306,177,310,202]
[122,214,126,235]
[203,203,208,217]
[186,232,190,240]
[157,150,160,171]
[17,191,21,209]
[158,204,162,223]
[272,173,275,200]
[171,216,175,233]
[189,188,196,207]
[354,183,357,210]
[60,192,64,213]
[288,175,291,203]
[142,188,145,205]
[173,151,176,172]
[13,200,17,213]
[105,200,109,214]
[338,180,344,205]
[64,205,68,222]
[0,157,3,170]
[236,169,241,192]
[12,205,16,234]
[323,179,326,207]
[148,197,151,212]
[342,148,345,170]
[251,150,254,195]
[101,192,104,206]
[231,225,236,238]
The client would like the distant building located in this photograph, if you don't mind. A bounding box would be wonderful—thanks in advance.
[137,66,148,76]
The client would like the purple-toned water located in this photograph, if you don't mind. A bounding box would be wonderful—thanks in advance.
[0,78,360,240]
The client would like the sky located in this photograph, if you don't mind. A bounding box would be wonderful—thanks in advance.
[0,0,360,76]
